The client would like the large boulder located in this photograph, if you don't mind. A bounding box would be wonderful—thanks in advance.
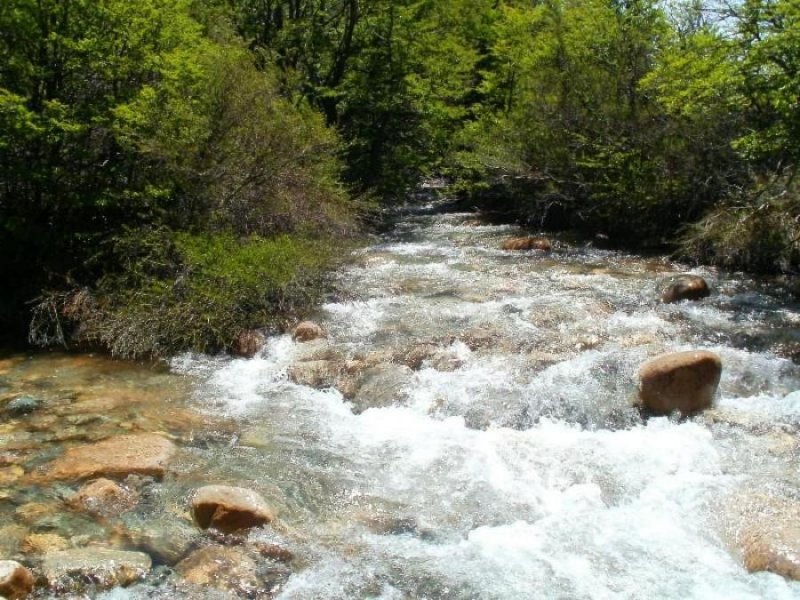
[0,561,34,599]
[291,321,325,342]
[192,485,275,533]
[40,434,176,482]
[501,237,552,252]
[41,549,151,592]
[660,275,710,304]
[637,350,722,415]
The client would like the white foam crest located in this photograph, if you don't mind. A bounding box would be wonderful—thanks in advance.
[718,390,800,424]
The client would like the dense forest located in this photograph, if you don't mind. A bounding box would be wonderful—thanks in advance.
[0,0,797,356]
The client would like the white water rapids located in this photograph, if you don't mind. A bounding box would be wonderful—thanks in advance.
[157,204,800,599]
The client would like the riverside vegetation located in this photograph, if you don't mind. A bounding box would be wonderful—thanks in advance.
[1,0,799,356]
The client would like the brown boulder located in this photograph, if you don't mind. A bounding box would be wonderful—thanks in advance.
[192,485,275,533]
[68,478,138,517]
[501,237,552,252]
[0,561,34,599]
[661,275,710,304]
[231,330,265,358]
[638,350,722,415]
[40,434,176,482]
[292,321,325,342]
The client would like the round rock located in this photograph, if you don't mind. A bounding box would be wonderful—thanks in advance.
[0,561,34,599]
[292,321,325,342]
[231,330,265,358]
[661,275,710,304]
[192,485,275,533]
[501,237,552,251]
[638,350,722,415]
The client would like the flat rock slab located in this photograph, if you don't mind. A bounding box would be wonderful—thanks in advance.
[41,434,176,482]
[192,485,275,533]
[41,549,151,592]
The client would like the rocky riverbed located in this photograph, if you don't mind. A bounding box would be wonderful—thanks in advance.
[2,202,800,599]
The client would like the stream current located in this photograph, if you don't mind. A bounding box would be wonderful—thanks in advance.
[4,201,800,599]
[171,202,800,599]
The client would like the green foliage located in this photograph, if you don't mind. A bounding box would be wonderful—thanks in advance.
[681,174,800,272]
[32,230,345,358]
[0,0,362,350]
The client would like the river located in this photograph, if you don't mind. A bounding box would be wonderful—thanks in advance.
[3,201,800,598]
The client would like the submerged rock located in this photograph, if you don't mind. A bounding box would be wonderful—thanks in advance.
[176,545,289,595]
[660,275,711,304]
[501,237,552,251]
[231,330,265,358]
[20,533,69,554]
[0,560,34,599]
[68,478,138,517]
[5,396,41,417]
[40,433,176,482]
[192,485,275,533]
[350,364,413,414]
[41,548,151,592]
[123,518,199,566]
[292,321,325,342]
[730,492,800,581]
[287,360,339,389]
[637,350,721,415]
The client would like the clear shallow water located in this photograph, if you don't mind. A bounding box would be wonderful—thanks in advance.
[166,206,800,599]
[5,204,800,599]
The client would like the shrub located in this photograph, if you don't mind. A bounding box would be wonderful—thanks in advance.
[30,230,349,358]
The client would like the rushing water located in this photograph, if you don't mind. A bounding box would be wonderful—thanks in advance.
[4,202,800,599]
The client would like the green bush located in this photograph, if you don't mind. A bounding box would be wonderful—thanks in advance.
[680,174,800,273]
[30,230,348,358]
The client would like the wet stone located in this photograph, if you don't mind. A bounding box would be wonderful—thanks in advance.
[0,560,34,599]
[350,364,414,414]
[660,275,711,304]
[123,517,200,566]
[637,350,722,415]
[68,478,138,517]
[41,548,151,592]
[40,433,176,482]
[20,532,69,554]
[176,545,290,596]
[192,485,275,533]
[4,396,41,417]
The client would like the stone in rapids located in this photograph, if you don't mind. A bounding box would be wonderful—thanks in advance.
[0,561,34,600]
[230,330,265,358]
[292,320,326,342]
[192,485,275,533]
[501,236,552,251]
[637,350,722,415]
[39,433,176,482]
[660,275,711,303]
